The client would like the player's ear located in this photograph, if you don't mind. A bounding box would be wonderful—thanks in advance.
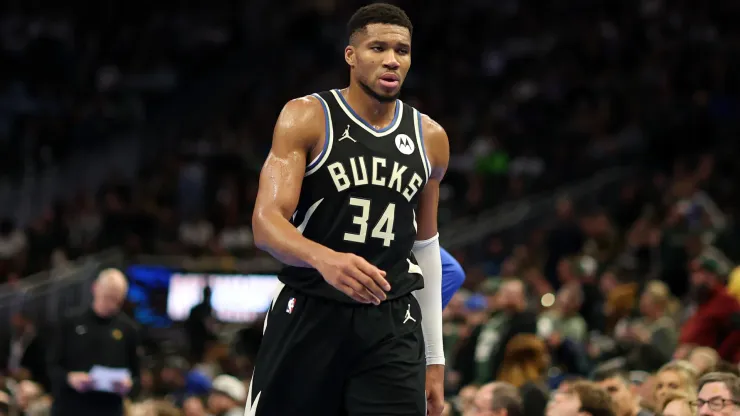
[345,46,356,67]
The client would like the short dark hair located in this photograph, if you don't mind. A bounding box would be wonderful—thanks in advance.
[489,382,524,416]
[346,3,413,42]
[592,364,630,386]
[570,381,616,416]
[698,372,740,402]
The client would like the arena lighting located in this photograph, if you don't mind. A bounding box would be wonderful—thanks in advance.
[541,292,555,308]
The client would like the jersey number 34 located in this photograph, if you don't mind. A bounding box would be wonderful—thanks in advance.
[344,197,395,247]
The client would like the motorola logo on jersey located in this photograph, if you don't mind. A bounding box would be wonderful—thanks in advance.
[395,134,415,155]
[327,157,424,202]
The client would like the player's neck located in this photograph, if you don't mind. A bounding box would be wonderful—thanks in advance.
[342,85,397,129]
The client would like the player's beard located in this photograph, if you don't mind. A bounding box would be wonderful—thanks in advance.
[359,79,399,103]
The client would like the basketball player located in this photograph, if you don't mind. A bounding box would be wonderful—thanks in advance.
[248,4,448,415]
[441,247,465,308]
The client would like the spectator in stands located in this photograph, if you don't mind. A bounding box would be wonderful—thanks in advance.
[129,399,183,416]
[656,390,695,416]
[544,198,584,290]
[15,380,44,412]
[132,366,155,402]
[456,384,479,416]
[689,348,721,377]
[678,258,740,362]
[2,313,48,390]
[581,210,620,266]
[539,282,588,344]
[495,334,550,416]
[182,396,207,416]
[653,361,699,408]
[185,287,217,363]
[546,380,616,416]
[455,279,537,387]
[694,372,740,416]
[465,381,523,416]
[158,356,211,408]
[592,366,654,416]
[16,379,48,415]
[575,259,606,333]
[632,373,658,413]
[557,376,587,394]
[207,375,244,416]
[629,281,678,364]
[600,270,640,334]
[603,281,679,370]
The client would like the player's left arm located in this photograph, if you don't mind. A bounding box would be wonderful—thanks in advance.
[412,114,449,414]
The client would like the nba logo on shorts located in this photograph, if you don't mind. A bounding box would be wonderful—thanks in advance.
[286,297,296,314]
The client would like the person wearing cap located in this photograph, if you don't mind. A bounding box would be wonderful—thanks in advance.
[678,257,740,362]
[208,375,245,416]
[48,269,141,416]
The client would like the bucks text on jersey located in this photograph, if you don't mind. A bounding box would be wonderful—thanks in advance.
[279,90,431,303]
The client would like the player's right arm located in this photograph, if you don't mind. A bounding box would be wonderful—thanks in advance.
[252,97,390,304]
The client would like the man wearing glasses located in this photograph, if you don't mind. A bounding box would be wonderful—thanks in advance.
[694,372,740,416]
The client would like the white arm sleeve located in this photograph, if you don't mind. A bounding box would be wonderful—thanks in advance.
[411,233,445,366]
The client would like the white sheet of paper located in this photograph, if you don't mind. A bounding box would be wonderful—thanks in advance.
[89,365,131,393]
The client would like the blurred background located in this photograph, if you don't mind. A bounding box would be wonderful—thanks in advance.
[1,0,740,415]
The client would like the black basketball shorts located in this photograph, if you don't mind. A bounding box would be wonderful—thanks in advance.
[245,283,426,416]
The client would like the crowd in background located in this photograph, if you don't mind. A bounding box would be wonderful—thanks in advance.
[441,152,740,415]
[0,1,240,280]
[1,0,740,415]
[0,0,239,175]
[7,0,740,280]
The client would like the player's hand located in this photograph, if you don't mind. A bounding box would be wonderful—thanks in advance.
[425,364,445,416]
[67,372,92,392]
[317,251,389,304]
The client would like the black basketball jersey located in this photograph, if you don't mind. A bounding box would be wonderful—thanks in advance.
[279,89,431,303]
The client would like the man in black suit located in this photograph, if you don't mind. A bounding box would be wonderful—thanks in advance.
[48,269,140,416]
